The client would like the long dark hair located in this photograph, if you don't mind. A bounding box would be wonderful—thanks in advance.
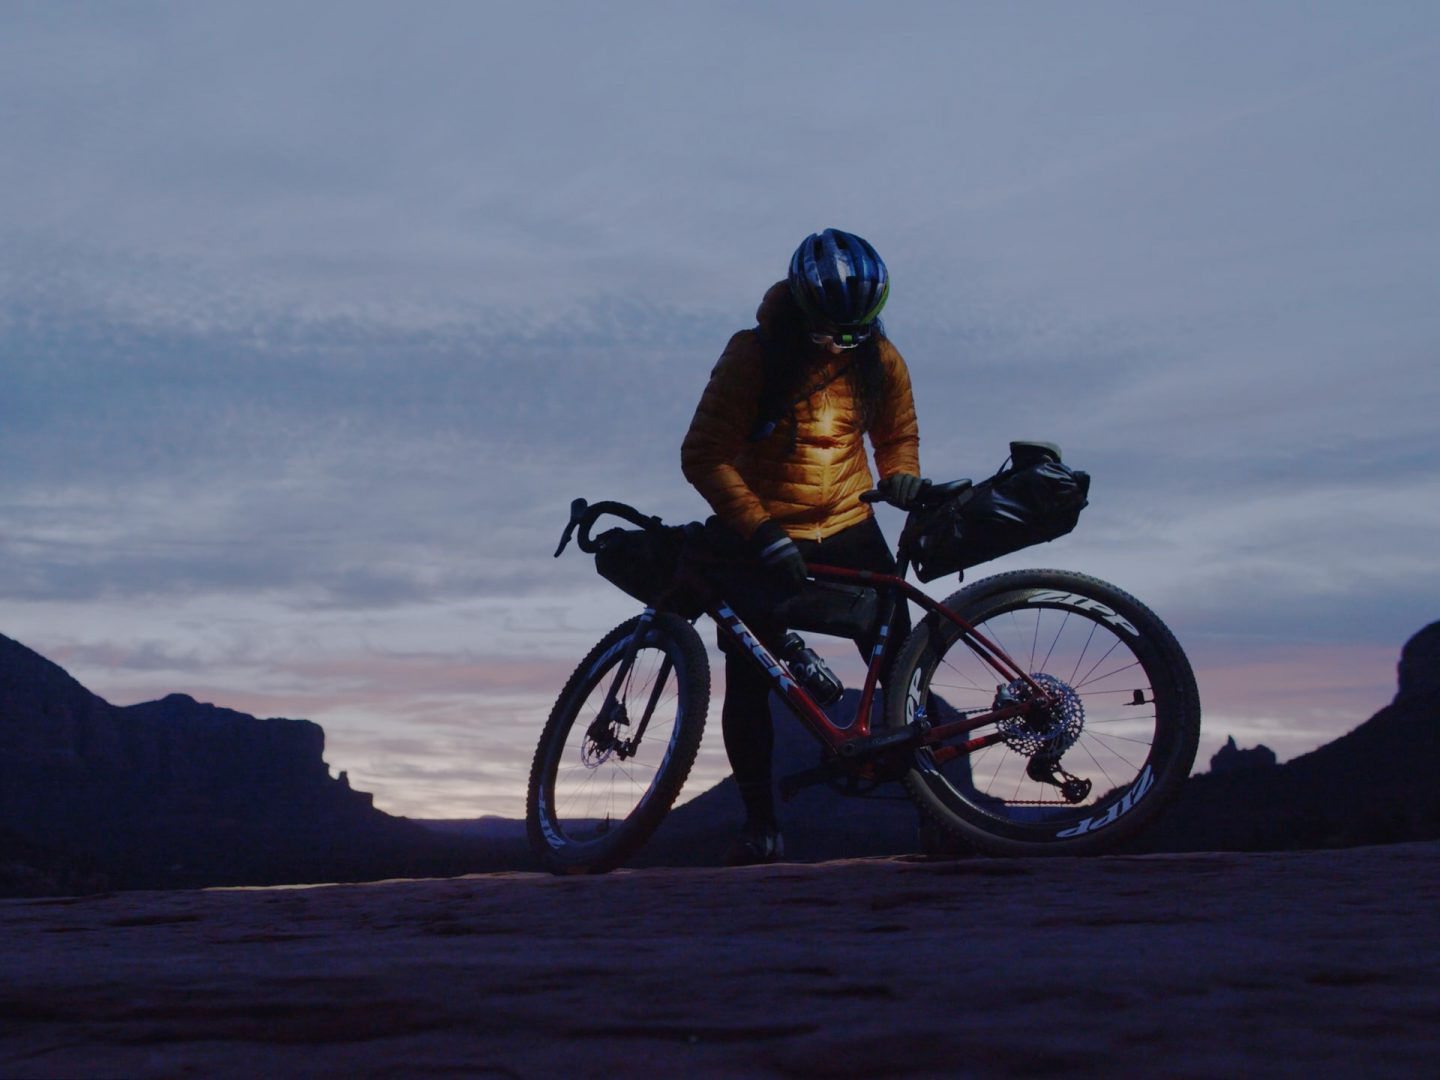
[754,288,889,447]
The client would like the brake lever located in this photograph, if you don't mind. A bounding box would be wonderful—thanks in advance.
[553,497,589,558]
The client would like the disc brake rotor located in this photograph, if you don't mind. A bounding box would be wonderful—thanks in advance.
[581,702,628,767]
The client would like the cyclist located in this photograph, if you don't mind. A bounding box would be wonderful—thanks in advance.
[681,228,923,865]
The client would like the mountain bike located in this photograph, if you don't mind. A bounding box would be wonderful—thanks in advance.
[526,471,1200,875]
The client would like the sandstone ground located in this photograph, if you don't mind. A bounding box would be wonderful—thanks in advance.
[2,842,1437,1077]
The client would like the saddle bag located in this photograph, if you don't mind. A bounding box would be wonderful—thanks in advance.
[902,443,1091,583]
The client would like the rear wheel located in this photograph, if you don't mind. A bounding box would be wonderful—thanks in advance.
[884,570,1199,855]
[526,612,709,874]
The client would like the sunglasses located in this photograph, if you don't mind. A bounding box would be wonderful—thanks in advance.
[809,327,872,349]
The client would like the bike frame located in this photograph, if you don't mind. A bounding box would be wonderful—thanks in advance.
[705,563,1054,771]
[538,491,1197,872]
[556,497,1059,780]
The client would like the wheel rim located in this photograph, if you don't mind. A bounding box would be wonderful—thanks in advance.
[917,597,1167,834]
[537,629,688,852]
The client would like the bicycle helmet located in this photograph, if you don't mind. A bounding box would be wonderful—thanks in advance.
[787,228,890,345]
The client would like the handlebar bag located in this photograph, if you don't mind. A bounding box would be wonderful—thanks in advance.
[592,522,711,618]
[593,525,688,606]
[901,460,1090,583]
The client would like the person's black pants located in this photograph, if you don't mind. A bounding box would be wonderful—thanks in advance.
[720,515,911,825]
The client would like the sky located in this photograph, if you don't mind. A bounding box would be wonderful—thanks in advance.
[2,1,1437,819]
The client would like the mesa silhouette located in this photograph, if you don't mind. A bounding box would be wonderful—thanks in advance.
[0,632,512,896]
[4,622,1437,894]
[1130,621,1440,853]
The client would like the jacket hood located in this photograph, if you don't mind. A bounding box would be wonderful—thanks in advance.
[756,280,793,336]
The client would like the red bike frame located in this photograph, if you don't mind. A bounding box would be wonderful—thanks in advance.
[707,562,1056,770]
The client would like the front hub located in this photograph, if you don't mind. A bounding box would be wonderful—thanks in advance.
[581,701,628,767]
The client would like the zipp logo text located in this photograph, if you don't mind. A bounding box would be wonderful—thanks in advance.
[1027,591,1138,636]
[1054,765,1154,837]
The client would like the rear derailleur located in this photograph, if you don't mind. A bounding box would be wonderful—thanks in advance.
[1026,754,1093,804]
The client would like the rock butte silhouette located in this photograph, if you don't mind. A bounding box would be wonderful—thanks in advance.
[1,622,1437,895]
[1129,620,1440,854]
[0,632,514,896]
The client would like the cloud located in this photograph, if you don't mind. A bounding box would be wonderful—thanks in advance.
[3,3,1438,817]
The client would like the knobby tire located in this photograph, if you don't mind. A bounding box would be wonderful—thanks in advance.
[884,569,1200,856]
[526,612,709,874]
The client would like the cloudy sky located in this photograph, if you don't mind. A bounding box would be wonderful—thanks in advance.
[3,1,1437,819]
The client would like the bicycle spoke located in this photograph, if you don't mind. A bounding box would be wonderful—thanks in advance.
[1075,735,1123,794]
[1040,610,1067,675]
[1073,637,1125,691]
[1079,726,1151,760]
[1068,619,1100,687]
[908,583,1182,821]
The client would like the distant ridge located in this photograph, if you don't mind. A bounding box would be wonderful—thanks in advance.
[1131,621,1440,852]
[6,621,1437,892]
[642,622,1440,863]
[0,631,507,895]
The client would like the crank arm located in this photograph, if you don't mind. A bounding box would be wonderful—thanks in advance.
[781,721,933,800]
[778,761,840,802]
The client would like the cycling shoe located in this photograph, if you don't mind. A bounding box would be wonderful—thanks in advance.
[723,821,785,866]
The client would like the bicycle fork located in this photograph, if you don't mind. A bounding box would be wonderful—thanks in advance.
[589,608,672,761]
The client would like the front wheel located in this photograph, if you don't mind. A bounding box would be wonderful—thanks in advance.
[526,612,709,874]
[884,570,1200,856]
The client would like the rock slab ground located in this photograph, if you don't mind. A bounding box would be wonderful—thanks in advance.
[2,842,1438,1078]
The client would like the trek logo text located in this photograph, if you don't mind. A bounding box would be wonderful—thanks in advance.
[716,604,798,694]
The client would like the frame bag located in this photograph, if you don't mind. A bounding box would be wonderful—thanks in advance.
[902,448,1091,583]
[692,516,880,638]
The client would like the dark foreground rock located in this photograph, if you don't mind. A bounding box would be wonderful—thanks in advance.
[1,842,1437,1077]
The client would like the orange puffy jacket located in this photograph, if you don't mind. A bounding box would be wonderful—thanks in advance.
[681,281,921,543]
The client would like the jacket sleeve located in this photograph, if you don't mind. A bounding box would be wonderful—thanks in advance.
[870,341,921,480]
[680,337,771,540]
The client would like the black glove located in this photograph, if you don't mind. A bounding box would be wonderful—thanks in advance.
[877,472,924,509]
[750,520,808,596]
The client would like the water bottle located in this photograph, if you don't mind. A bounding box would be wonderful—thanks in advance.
[779,632,844,705]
